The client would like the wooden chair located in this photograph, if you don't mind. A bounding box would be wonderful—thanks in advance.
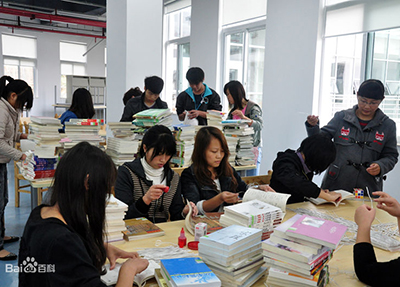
[242,170,273,186]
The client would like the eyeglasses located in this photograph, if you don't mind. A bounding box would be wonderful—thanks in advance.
[358,97,380,107]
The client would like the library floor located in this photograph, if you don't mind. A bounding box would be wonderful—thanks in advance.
[1,162,32,287]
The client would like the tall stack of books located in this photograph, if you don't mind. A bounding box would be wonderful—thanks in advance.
[106,137,139,166]
[28,116,63,152]
[222,119,255,166]
[206,110,225,130]
[220,199,283,240]
[132,109,173,127]
[105,194,128,242]
[107,122,135,139]
[198,225,267,287]
[62,119,104,149]
[171,124,195,168]
[263,214,347,287]
[20,152,58,181]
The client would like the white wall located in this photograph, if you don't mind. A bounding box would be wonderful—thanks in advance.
[0,26,106,118]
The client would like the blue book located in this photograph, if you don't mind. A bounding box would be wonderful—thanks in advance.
[199,225,262,251]
[160,257,221,287]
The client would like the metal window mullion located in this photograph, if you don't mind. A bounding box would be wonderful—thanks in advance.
[243,30,249,89]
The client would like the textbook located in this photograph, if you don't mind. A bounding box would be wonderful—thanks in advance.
[122,217,165,241]
[286,215,347,249]
[184,199,223,236]
[154,268,168,287]
[133,108,171,119]
[267,266,329,287]
[199,225,262,251]
[306,189,355,207]
[160,257,221,287]
[101,260,160,286]
[242,188,290,215]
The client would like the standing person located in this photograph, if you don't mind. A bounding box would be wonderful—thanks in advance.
[224,80,263,175]
[180,126,273,214]
[120,76,167,122]
[0,76,33,261]
[175,67,222,125]
[123,87,142,106]
[353,191,400,286]
[59,87,95,132]
[306,79,398,193]
[269,134,342,204]
[115,125,197,223]
[19,142,149,286]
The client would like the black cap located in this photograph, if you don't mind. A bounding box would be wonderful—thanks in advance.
[144,76,164,94]
[357,79,385,100]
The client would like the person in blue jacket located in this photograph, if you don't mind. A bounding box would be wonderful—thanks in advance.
[175,67,222,125]
[306,79,398,193]
[59,88,95,132]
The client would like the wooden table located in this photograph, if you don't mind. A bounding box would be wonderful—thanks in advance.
[111,199,400,286]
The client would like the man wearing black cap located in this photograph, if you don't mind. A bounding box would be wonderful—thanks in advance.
[120,76,168,122]
[305,79,398,194]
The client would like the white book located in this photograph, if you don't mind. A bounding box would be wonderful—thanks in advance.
[243,188,291,215]
[306,189,355,207]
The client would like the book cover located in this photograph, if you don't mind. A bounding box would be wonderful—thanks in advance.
[160,257,221,287]
[286,215,347,249]
[133,108,171,119]
[199,225,262,251]
[122,217,165,241]
[306,189,355,207]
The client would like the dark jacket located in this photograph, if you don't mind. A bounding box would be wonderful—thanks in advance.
[114,158,185,223]
[120,93,168,122]
[306,105,398,192]
[19,205,106,287]
[175,84,222,125]
[354,242,400,287]
[180,165,248,212]
[269,149,321,204]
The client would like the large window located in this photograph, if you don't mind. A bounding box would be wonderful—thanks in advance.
[223,26,266,108]
[60,41,87,99]
[164,6,191,110]
[2,34,37,99]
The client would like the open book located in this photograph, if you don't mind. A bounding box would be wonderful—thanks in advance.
[101,260,160,287]
[306,189,355,207]
[242,188,291,216]
[185,200,223,236]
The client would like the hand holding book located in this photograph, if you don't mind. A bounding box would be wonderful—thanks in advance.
[318,189,342,203]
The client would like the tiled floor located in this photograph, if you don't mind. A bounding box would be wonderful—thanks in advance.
[0,162,32,287]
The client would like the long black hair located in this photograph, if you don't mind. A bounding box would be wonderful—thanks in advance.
[50,142,117,273]
[139,125,176,179]
[299,134,336,174]
[69,88,95,118]
[0,75,33,109]
[224,80,249,110]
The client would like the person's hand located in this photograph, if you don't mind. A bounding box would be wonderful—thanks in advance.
[354,204,376,229]
[188,110,200,119]
[20,133,28,139]
[373,191,400,218]
[258,185,276,192]
[182,201,198,217]
[105,244,139,270]
[318,189,342,203]
[366,163,381,176]
[307,115,319,126]
[220,191,240,204]
[143,185,166,205]
[231,109,245,119]
[116,257,149,286]
[20,154,27,161]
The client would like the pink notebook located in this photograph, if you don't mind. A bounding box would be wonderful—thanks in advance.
[286,215,347,249]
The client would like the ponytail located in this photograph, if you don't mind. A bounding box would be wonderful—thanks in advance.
[0,75,33,110]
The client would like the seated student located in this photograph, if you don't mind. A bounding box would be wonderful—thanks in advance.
[354,192,400,286]
[180,126,273,214]
[175,67,222,125]
[120,76,167,122]
[19,142,148,287]
[59,87,95,133]
[115,125,197,223]
[269,134,342,204]
[123,87,142,106]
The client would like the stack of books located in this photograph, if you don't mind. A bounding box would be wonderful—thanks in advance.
[222,120,255,166]
[220,199,283,240]
[122,217,165,241]
[63,119,104,149]
[28,116,63,152]
[107,122,135,139]
[21,153,58,181]
[105,194,128,242]
[198,225,267,287]
[206,110,225,129]
[106,137,139,166]
[263,214,347,286]
[171,124,195,168]
[160,257,221,287]
[132,109,173,127]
